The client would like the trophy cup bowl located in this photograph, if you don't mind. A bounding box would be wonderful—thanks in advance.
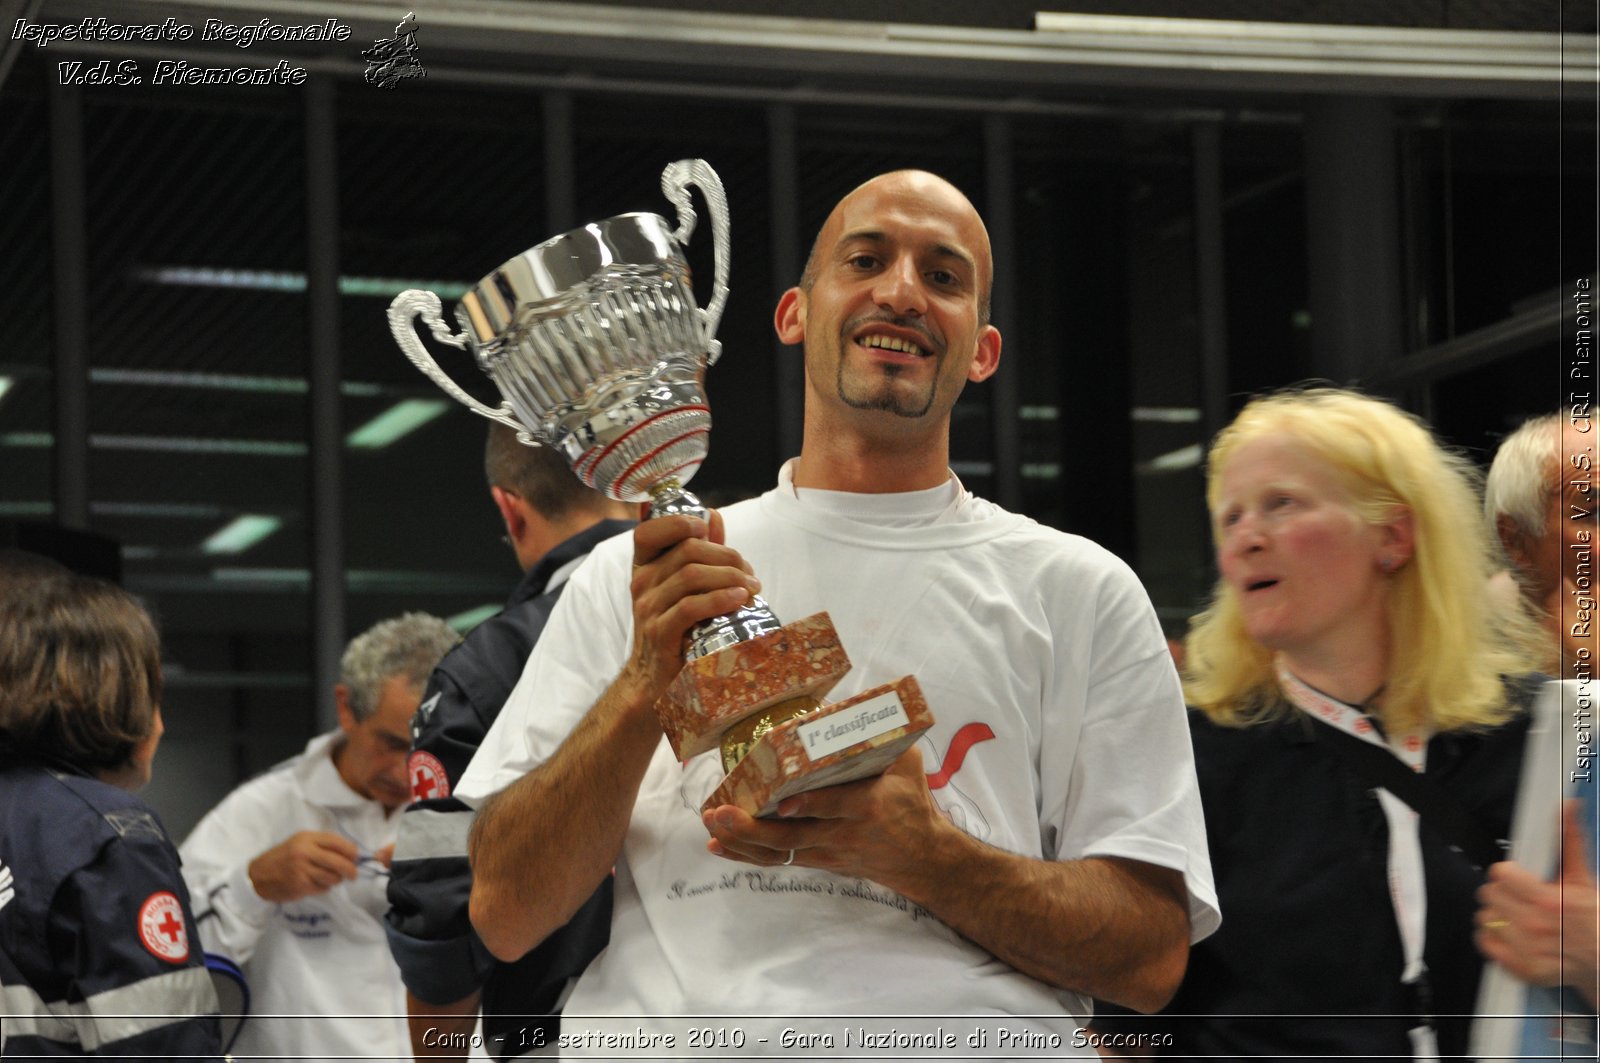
[387,159,932,817]
[390,160,728,505]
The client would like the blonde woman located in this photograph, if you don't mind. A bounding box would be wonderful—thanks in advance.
[1103,388,1543,1059]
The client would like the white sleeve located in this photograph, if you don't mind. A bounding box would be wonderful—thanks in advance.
[455,534,634,807]
[178,788,280,964]
[1042,554,1221,944]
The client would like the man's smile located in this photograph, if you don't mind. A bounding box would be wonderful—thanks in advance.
[850,322,937,364]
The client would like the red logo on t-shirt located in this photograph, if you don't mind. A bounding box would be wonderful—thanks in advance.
[409,751,450,802]
[138,891,189,964]
[925,722,996,790]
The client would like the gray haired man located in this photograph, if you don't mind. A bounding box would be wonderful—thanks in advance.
[1485,412,1592,671]
[181,613,460,1062]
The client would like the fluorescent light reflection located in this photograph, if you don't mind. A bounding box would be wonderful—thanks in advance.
[96,502,226,519]
[346,399,450,449]
[97,435,307,457]
[0,431,438,457]
[134,266,470,301]
[1138,444,1204,474]
[201,514,283,555]
[211,567,308,585]
[206,569,504,594]
[90,368,384,398]
[0,432,304,456]
[1131,407,1201,423]
[447,604,501,632]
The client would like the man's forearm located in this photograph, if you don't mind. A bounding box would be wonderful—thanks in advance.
[892,831,1190,1012]
[408,990,480,1062]
[468,678,660,961]
[704,750,1192,1011]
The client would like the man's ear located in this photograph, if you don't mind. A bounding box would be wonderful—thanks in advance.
[967,325,1002,383]
[490,486,525,542]
[334,684,357,734]
[774,287,805,345]
[1496,513,1531,568]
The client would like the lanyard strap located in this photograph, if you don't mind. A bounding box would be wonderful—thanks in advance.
[1276,664,1431,989]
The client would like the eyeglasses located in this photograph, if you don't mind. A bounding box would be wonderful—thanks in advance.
[329,812,391,879]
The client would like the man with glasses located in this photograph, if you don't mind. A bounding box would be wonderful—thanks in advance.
[181,612,459,1061]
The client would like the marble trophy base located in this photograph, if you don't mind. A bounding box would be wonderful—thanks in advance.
[704,675,933,818]
[653,612,934,818]
[656,612,852,760]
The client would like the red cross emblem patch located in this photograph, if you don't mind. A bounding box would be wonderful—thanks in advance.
[409,751,450,802]
[138,891,189,963]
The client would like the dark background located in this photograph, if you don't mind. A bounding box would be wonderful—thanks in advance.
[0,0,1593,834]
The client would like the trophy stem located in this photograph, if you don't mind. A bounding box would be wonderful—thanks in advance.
[644,479,783,661]
[644,478,709,524]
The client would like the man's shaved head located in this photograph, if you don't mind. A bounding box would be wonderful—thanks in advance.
[799,170,993,326]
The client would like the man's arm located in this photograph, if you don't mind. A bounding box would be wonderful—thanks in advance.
[1476,799,1600,1008]
[703,748,1190,1012]
[183,781,360,965]
[388,667,510,1028]
[468,512,761,962]
[407,989,479,1062]
[468,677,661,961]
[247,832,361,901]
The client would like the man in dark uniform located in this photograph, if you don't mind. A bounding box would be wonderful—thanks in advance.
[385,425,632,1060]
[0,551,223,1059]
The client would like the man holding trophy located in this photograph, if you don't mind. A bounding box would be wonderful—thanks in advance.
[397,165,1217,1052]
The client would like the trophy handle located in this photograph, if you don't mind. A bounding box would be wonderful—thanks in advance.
[661,158,730,366]
[386,290,535,443]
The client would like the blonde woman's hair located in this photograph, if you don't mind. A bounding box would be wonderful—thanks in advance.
[1185,387,1540,735]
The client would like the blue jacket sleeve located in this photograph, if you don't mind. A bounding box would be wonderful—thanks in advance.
[386,669,497,1003]
[49,823,224,1059]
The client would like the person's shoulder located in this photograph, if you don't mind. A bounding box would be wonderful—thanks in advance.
[561,526,634,589]
[979,503,1133,572]
[1184,706,1308,803]
[986,512,1154,614]
[428,586,569,722]
[1187,704,1296,756]
[1434,673,1542,760]
[440,590,554,675]
[209,739,323,811]
[24,765,157,823]
[1188,706,1249,744]
[1502,671,1551,716]
[3,767,171,869]
[717,492,770,533]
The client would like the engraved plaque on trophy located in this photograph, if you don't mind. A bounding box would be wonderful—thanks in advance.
[387,159,932,817]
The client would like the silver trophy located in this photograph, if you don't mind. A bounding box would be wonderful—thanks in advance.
[387,159,777,660]
[388,158,933,815]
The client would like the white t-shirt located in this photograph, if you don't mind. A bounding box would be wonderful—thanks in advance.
[180,733,408,1061]
[459,463,1218,1054]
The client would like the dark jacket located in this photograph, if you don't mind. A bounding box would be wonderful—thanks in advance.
[385,519,630,1060]
[0,761,223,1059]
[1097,677,1540,1061]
